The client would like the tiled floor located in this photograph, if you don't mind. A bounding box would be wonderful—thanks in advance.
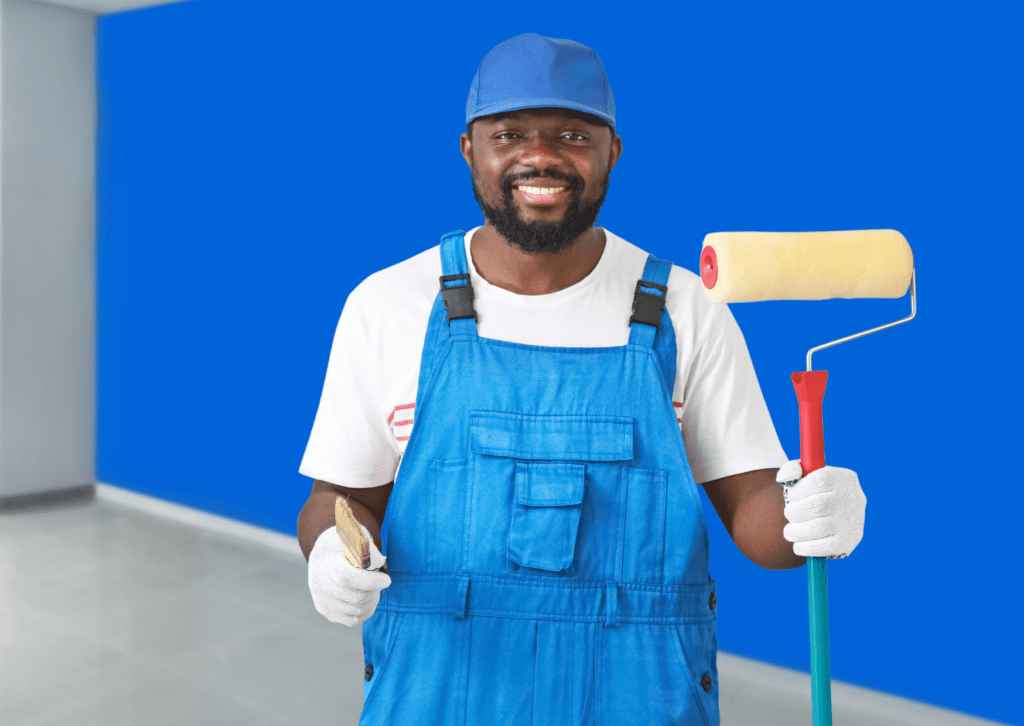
[0,495,1010,726]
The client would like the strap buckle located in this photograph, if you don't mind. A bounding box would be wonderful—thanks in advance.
[439,274,476,323]
[629,279,668,329]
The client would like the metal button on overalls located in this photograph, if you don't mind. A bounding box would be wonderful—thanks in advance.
[359,231,721,725]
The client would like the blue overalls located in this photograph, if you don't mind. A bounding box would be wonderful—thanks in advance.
[361,230,720,725]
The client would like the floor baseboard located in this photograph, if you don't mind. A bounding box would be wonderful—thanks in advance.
[95,481,304,560]
[0,483,95,512]
[716,652,1012,726]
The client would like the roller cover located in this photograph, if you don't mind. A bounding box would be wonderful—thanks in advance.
[700,230,913,302]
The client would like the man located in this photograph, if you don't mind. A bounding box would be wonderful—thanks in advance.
[297,33,866,726]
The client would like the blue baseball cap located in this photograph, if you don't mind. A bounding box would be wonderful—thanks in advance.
[466,33,615,130]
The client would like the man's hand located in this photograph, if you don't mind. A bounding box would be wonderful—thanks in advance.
[776,460,867,559]
[308,524,391,627]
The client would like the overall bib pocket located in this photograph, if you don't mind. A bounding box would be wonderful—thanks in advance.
[427,459,468,572]
[468,411,634,577]
[622,467,669,582]
[508,461,585,572]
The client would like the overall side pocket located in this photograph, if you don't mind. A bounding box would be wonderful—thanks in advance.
[507,461,585,574]
[672,618,720,726]
[601,623,715,726]
[360,609,406,716]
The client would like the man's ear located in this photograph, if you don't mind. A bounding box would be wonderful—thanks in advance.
[608,132,622,172]
[460,132,473,169]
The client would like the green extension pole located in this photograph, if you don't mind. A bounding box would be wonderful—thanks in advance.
[808,556,832,725]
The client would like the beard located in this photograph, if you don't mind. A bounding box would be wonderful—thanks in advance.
[470,166,610,255]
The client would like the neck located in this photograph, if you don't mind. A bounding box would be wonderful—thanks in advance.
[470,225,607,296]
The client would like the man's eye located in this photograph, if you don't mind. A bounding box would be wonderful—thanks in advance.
[495,132,519,140]
[564,133,586,140]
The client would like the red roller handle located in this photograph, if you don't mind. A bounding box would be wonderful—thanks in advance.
[791,370,828,474]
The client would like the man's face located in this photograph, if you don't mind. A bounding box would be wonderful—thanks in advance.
[460,108,622,255]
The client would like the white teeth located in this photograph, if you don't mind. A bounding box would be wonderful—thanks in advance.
[519,186,565,194]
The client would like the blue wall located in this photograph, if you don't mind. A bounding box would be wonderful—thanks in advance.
[97,1,1022,722]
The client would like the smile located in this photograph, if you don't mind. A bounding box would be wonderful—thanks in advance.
[515,186,567,205]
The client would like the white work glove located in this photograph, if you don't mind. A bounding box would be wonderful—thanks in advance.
[776,460,867,559]
[308,523,391,627]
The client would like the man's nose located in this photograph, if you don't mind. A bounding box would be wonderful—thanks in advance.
[516,135,564,169]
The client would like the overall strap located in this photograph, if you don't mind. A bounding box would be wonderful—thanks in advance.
[627,254,673,348]
[438,230,478,338]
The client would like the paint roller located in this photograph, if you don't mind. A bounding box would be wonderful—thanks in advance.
[700,229,916,726]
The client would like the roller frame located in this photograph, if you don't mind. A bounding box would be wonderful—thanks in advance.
[806,267,917,371]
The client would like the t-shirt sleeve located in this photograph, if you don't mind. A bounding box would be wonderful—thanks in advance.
[677,300,790,484]
[298,282,401,488]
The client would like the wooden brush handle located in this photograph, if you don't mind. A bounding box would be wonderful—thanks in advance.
[335,496,371,569]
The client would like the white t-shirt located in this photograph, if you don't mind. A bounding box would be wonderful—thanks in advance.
[299,226,788,489]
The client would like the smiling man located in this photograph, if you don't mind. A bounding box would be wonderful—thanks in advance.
[297,33,866,726]
[462,106,616,295]
[468,104,615,254]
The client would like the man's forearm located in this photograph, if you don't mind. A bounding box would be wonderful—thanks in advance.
[297,490,383,562]
[732,476,806,570]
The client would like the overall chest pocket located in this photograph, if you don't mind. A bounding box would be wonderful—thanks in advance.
[469,411,634,575]
[509,461,585,572]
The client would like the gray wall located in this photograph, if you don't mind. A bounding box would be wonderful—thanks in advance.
[0,0,95,500]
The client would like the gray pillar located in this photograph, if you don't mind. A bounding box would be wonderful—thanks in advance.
[0,0,96,510]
